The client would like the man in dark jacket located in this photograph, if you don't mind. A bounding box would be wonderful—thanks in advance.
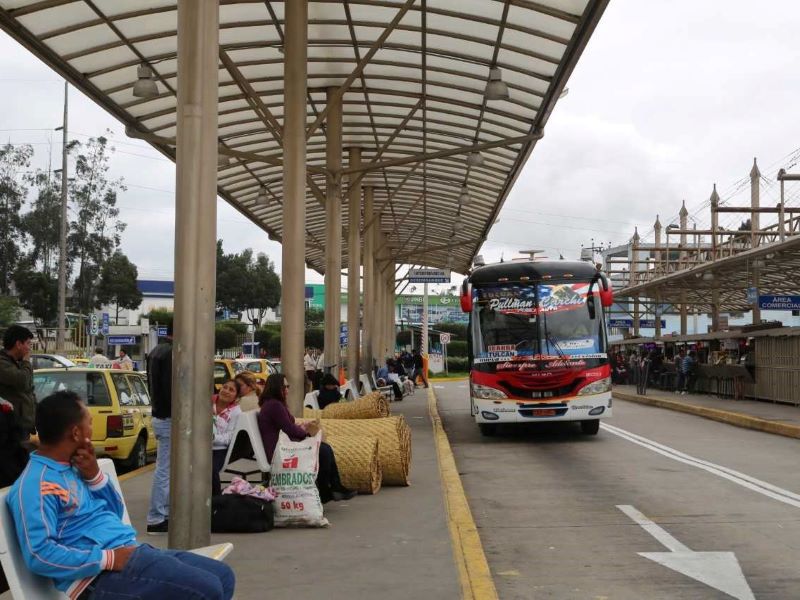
[0,325,35,441]
[146,325,173,534]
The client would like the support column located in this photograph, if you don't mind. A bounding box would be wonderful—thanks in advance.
[654,293,662,338]
[347,147,362,380]
[750,158,761,325]
[633,297,640,338]
[171,0,219,550]
[374,247,384,363]
[281,0,308,415]
[422,282,429,355]
[323,87,342,375]
[711,288,721,332]
[387,269,395,356]
[361,187,375,373]
[679,201,688,333]
[680,291,688,335]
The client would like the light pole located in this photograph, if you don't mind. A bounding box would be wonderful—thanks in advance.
[55,81,69,352]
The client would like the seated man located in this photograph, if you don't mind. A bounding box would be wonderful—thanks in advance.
[6,391,235,600]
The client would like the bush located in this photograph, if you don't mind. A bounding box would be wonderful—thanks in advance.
[446,356,469,372]
[396,330,412,346]
[142,308,173,327]
[436,322,467,339]
[304,326,324,349]
[266,334,281,357]
[214,324,237,351]
[254,327,275,348]
[217,319,247,334]
[446,340,467,357]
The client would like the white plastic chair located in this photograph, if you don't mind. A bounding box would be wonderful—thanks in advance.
[339,379,360,401]
[0,459,232,600]
[304,390,320,410]
[221,409,271,481]
[358,373,373,394]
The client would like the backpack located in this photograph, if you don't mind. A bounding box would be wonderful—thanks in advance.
[211,494,274,533]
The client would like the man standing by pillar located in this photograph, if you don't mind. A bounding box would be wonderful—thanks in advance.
[146,325,172,535]
[0,325,35,443]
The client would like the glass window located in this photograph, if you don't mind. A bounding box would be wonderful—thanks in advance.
[129,376,151,406]
[33,371,112,407]
[214,363,230,384]
[246,362,263,374]
[111,373,134,406]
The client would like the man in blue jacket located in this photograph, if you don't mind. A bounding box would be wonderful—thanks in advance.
[6,391,235,600]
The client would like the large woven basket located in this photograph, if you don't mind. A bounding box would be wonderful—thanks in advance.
[325,435,382,494]
[321,416,411,486]
[303,391,389,420]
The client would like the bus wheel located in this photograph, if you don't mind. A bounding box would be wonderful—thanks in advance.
[479,423,498,437]
[580,419,600,435]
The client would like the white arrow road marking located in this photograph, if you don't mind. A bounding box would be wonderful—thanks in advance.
[602,423,800,509]
[618,505,755,600]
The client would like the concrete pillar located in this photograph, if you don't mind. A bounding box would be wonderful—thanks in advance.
[422,282,429,354]
[374,244,384,364]
[653,215,662,270]
[630,228,640,337]
[323,87,342,374]
[679,201,689,331]
[680,291,688,335]
[387,270,395,356]
[750,158,761,325]
[711,288,721,332]
[347,147,362,380]
[633,297,640,338]
[171,0,219,550]
[654,293,662,338]
[361,187,374,373]
[281,0,308,415]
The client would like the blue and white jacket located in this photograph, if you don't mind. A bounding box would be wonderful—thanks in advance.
[6,453,138,599]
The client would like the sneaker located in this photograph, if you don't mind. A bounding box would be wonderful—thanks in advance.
[146,520,168,535]
[332,488,357,501]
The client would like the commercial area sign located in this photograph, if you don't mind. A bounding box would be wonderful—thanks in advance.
[407,268,451,284]
[107,336,137,345]
[758,295,800,310]
[609,318,666,329]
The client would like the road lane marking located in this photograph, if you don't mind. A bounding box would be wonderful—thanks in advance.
[618,505,755,600]
[602,422,800,509]
[428,387,499,600]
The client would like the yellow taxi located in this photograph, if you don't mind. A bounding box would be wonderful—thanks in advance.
[236,358,278,383]
[33,368,156,468]
[213,358,242,392]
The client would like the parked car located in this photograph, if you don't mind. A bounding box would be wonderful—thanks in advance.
[31,354,76,370]
[236,358,278,383]
[32,368,156,468]
[213,358,244,392]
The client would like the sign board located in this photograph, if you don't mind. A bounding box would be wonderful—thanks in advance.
[759,295,800,311]
[89,314,99,336]
[718,314,729,330]
[101,313,109,335]
[107,336,136,345]
[440,332,451,345]
[407,268,451,284]
[746,287,758,305]
[157,326,168,337]
[339,323,348,346]
[608,318,666,329]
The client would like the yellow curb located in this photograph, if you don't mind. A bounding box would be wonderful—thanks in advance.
[430,376,469,382]
[428,387,499,600]
[612,391,800,440]
[118,462,155,482]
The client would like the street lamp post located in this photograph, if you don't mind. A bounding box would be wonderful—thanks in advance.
[55,81,69,353]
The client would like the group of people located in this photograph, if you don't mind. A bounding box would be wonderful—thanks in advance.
[88,347,135,370]
[613,348,698,394]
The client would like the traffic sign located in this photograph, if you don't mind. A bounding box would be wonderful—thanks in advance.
[101,313,109,335]
[407,268,451,284]
[746,287,758,305]
[157,327,168,337]
[440,332,451,345]
[339,323,348,346]
[107,336,136,345]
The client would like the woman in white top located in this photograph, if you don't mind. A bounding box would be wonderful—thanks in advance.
[212,380,242,496]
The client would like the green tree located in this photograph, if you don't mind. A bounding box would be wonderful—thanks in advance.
[0,296,20,326]
[215,242,281,329]
[96,251,143,321]
[142,308,173,328]
[0,143,33,294]
[20,170,62,277]
[214,324,237,352]
[68,136,126,314]
[305,306,324,326]
[14,265,57,325]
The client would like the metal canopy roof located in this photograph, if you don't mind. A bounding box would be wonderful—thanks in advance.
[0,0,607,274]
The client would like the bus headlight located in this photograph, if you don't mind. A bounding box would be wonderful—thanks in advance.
[578,377,611,396]
[471,382,508,400]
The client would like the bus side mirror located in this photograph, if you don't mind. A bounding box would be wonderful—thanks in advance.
[599,274,614,308]
[460,281,473,313]
[587,295,596,320]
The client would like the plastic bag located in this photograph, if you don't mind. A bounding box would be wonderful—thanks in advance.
[271,431,328,527]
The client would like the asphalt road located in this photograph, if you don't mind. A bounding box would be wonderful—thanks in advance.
[435,380,800,600]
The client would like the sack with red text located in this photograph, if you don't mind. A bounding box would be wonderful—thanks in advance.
[271,431,328,527]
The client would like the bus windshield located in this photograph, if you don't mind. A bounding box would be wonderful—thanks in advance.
[472,282,605,364]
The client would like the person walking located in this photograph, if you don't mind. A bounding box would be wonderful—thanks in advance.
[0,325,35,443]
[88,347,110,367]
[116,349,134,371]
[146,324,172,534]
[412,349,428,388]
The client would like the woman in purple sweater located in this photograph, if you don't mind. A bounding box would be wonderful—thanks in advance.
[258,374,356,503]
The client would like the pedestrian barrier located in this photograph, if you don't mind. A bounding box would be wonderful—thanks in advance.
[0,458,233,600]
[221,410,271,482]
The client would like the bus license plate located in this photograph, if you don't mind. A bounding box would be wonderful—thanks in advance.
[533,408,556,417]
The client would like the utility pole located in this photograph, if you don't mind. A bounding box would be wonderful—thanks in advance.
[56,81,69,352]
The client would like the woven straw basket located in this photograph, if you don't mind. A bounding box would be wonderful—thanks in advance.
[303,391,390,420]
[325,435,382,494]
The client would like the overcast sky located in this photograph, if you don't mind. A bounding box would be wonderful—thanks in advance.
[2,0,799,292]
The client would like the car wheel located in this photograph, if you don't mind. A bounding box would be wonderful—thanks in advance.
[126,435,148,469]
[580,419,600,435]
[479,423,498,437]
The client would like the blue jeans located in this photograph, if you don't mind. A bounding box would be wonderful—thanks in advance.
[147,418,170,525]
[90,544,235,599]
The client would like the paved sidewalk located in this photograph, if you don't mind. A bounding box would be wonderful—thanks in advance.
[613,384,800,439]
[118,388,461,600]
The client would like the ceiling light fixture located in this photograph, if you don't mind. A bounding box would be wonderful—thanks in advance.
[218,154,232,167]
[484,67,509,101]
[466,151,484,167]
[256,185,268,207]
[132,63,158,98]
[459,185,471,205]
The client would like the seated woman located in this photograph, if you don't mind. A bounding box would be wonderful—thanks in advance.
[385,362,404,402]
[257,374,355,503]
[235,371,260,412]
[212,380,242,496]
[317,373,342,409]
